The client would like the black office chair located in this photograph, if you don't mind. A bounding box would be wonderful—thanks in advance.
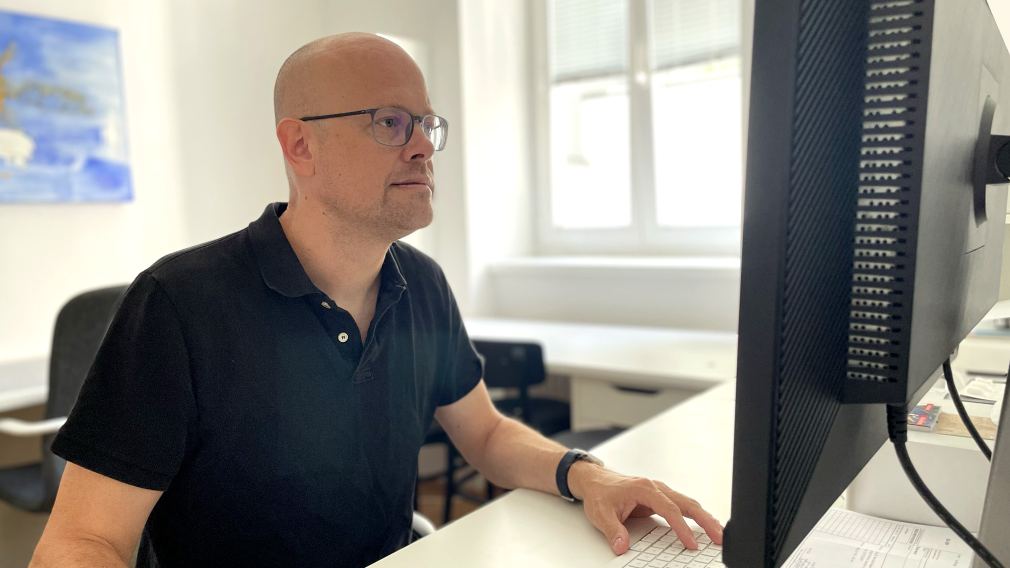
[551,427,626,452]
[424,340,571,523]
[0,285,126,512]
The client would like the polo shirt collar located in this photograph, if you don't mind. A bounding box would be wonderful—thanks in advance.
[247,202,408,299]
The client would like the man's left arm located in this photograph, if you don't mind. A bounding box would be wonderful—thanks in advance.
[434,380,724,555]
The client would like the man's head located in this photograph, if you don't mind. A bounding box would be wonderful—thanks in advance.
[273,33,439,242]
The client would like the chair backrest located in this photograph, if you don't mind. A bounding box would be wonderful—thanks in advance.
[41,285,127,507]
[471,340,546,390]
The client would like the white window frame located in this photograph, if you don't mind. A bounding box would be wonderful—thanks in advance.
[531,0,745,257]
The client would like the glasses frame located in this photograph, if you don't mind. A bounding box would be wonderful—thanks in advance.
[299,107,448,151]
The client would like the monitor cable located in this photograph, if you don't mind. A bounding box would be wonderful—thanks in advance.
[942,359,993,461]
[886,404,1004,567]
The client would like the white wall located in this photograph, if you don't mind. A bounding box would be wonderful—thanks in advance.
[0,0,188,362]
[165,0,326,245]
[0,0,467,363]
[458,0,536,315]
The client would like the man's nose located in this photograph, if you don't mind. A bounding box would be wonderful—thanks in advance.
[403,120,435,161]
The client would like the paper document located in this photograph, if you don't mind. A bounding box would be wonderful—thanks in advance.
[783,508,973,567]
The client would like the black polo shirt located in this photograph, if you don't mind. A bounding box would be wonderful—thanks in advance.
[51,202,483,567]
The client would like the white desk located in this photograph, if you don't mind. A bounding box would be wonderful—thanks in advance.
[465,318,737,390]
[0,357,48,414]
[465,318,737,429]
[371,381,736,567]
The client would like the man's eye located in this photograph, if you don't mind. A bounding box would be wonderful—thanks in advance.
[376,117,400,129]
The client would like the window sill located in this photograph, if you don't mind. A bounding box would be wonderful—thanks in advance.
[488,255,741,274]
[482,256,742,331]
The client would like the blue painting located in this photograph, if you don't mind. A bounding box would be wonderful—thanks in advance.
[0,10,131,203]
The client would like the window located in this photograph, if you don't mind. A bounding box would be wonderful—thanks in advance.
[536,0,743,255]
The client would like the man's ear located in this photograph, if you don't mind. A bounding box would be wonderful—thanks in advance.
[276,118,316,177]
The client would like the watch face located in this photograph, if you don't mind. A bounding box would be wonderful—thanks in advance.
[574,450,604,468]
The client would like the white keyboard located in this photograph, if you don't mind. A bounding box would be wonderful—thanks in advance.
[620,526,724,568]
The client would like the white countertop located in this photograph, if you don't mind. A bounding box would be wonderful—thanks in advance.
[371,381,737,567]
[465,317,738,390]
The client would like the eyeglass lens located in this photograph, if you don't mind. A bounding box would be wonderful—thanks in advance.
[371,107,447,151]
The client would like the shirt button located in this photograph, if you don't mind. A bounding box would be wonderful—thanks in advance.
[337,332,349,343]
[321,301,332,309]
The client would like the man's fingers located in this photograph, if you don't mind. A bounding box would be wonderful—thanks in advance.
[657,482,724,544]
[685,505,724,545]
[594,510,632,555]
[639,484,697,549]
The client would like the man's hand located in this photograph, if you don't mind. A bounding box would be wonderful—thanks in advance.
[568,461,724,556]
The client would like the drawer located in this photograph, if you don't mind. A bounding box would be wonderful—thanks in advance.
[955,334,1010,375]
[571,378,697,430]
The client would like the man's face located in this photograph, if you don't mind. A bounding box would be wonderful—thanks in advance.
[307,47,437,241]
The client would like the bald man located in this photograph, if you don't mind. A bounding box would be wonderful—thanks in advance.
[30,34,722,567]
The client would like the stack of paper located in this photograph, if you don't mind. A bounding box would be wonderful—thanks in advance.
[783,508,973,567]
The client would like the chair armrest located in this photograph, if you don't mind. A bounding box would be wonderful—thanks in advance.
[411,511,437,537]
[0,416,67,437]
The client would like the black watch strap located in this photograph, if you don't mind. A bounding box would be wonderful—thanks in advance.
[556,449,602,502]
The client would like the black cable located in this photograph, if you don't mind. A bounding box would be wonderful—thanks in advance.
[942,359,992,461]
[886,404,1004,567]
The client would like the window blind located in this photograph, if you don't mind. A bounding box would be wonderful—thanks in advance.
[550,0,628,83]
[651,0,740,70]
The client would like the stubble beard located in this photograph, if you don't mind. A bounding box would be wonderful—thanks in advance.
[380,186,434,241]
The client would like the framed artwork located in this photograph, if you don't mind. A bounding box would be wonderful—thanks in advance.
[0,10,131,203]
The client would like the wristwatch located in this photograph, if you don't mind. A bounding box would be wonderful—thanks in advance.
[556,448,605,502]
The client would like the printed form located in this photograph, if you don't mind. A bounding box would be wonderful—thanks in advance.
[783,508,974,567]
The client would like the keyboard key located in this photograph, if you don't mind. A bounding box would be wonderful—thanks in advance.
[648,561,667,568]
[638,553,656,561]
[658,553,676,561]
[642,534,660,543]
[708,544,722,551]
[710,563,726,568]
[672,563,689,568]
[631,541,650,552]
[646,547,664,555]
[628,560,648,568]
[688,562,709,568]
[680,549,701,557]
[698,535,712,544]
[700,548,719,557]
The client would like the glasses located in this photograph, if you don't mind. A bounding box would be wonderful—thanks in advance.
[300,107,448,151]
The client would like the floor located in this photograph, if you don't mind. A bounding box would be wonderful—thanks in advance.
[0,405,47,568]
[415,472,505,529]
[0,501,46,568]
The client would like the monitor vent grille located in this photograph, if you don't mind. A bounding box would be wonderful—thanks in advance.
[847,0,925,383]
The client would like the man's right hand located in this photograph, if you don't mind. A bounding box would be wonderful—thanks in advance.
[30,462,161,567]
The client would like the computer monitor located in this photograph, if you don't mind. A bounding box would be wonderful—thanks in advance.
[724,0,1010,565]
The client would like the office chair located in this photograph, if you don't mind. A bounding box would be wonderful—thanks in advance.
[411,511,436,539]
[551,426,625,452]
[0,285,126,512]
[425,340,571,524]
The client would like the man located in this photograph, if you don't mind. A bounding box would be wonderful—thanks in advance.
[30,33,722,567]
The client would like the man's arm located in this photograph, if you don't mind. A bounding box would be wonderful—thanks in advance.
[30,462,161,567]
[434,380,723,555]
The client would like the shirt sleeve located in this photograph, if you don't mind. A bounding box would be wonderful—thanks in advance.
[51,271,197,491]
[435,272,484,407]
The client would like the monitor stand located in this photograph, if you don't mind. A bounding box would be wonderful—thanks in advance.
[974,387,1009,567]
